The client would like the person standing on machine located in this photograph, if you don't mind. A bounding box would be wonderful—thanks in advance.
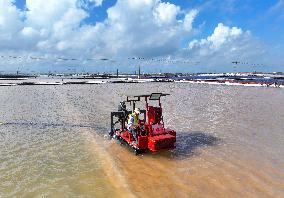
[127,108,141,144]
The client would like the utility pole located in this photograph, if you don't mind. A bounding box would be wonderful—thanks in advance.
[116,68,119,78]
[138,65,141,79]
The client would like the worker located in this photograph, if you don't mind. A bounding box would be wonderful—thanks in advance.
[127,108,140,144]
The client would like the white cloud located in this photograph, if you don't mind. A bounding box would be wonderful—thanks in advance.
[268,0,284,20]
[21,27,40,37]
[154,2,180,25]
[53,8,88,39]
[0,0,198,57]
[102,0,198,57]
[90,0,104,7]
[183,9,199,31]
[185,23,265,68]
[190,23,245,51]
[0,0,275,72]
[78,0,104,9]
[25,0,76,29]
[0,0,23,43]
[269,0,284,12]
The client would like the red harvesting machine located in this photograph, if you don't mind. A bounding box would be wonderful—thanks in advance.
[109,93,176,154]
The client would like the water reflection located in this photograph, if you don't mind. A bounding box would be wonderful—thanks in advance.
[1,121,99,129]
[172,132,220,160]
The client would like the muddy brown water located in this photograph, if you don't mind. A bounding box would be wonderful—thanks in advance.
[0,83,283,197]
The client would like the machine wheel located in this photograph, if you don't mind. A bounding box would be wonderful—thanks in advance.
[134,148,139,155]
[134,148,145,155]
[108,131,114,139]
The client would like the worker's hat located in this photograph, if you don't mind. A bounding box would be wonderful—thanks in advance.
[134,108,141,114]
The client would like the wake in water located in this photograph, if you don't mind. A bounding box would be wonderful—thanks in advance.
[0,83,283,197]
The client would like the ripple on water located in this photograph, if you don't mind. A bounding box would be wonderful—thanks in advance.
[0,83,283,197]
[0,124,116,197]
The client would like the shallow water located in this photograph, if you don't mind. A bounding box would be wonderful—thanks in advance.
[0,83,283,197]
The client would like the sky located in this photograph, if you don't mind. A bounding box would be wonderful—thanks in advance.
[0,0,283,73]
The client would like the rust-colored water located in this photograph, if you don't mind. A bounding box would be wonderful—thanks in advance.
[0,83,283,197]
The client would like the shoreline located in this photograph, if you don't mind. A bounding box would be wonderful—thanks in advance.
[176,80,284,88]
[0,78,283,88]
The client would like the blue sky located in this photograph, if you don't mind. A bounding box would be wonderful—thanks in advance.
[0,0,283,73]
